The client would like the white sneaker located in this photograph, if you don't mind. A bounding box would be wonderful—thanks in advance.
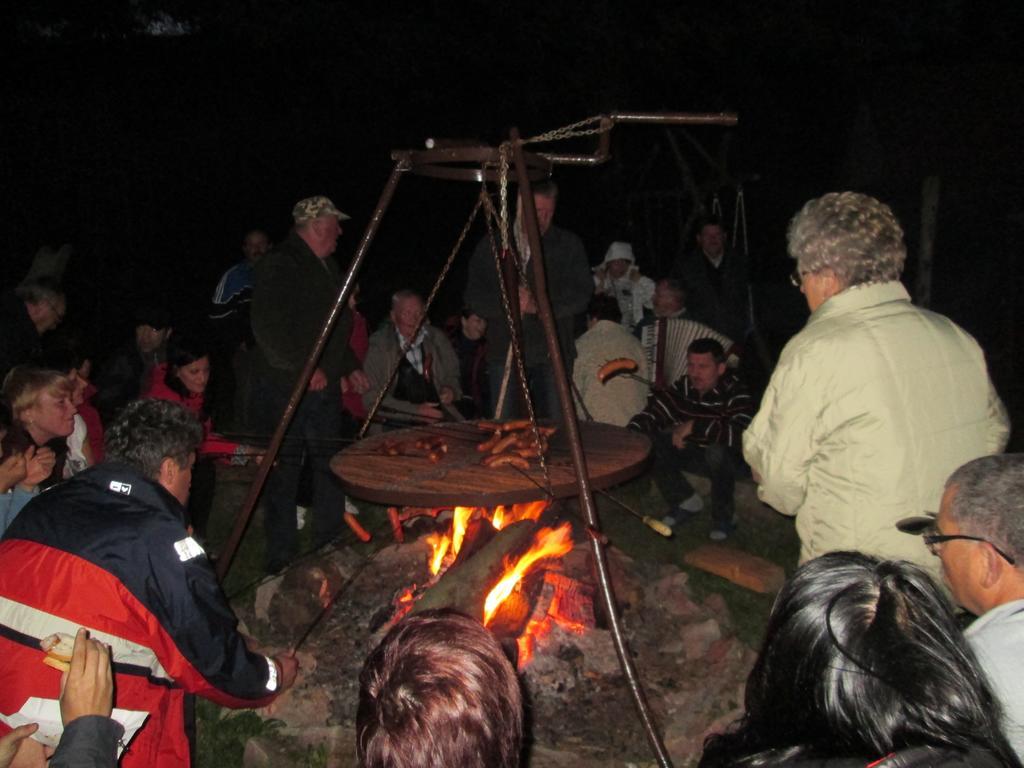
[345,499,360,516]
[660,514,678,528]
[296,505,308,530]
[708,528,729,542]
[679,492,704,513]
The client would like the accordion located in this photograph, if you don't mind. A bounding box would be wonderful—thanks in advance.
[639,318,735,389]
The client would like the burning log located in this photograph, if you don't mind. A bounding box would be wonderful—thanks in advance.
[411,519,539,619]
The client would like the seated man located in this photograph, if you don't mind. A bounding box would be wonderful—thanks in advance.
[629,338,753,540]
[362,290,462,424]
[357,609,523,768]
[898,454,1024,759]
[573,294,649,427]
[634,278,736,391]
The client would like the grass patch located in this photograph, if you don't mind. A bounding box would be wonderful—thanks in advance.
[196,698,282,765]
[593,474,799,647]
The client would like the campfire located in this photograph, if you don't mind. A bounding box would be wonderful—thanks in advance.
[386,500,594,670]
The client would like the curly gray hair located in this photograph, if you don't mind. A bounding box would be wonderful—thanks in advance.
[787,192,906,288]
[105,399,203,480]
[946,454,1024,563]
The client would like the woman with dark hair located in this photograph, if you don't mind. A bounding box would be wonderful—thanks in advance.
[700,552,1021,768]
[142,331,255,540]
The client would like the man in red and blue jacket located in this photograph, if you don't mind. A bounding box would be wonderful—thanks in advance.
[0,399,297,768]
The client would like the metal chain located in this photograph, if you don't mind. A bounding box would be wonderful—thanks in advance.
[358,196,484,439]
[479,189,552,494]
[521,114,610,145]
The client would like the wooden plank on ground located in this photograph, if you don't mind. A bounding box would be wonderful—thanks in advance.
[683,544,785,594]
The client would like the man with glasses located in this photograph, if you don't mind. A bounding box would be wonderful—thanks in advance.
[744,192,1009,576]
[897,454,1024,759]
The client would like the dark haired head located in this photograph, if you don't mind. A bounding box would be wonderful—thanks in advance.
[357,609,523,768]
[162,331,214,415]
[687,337,726,363]
[105,399,202,480]
[133,302,172,331]
[695,215,725,234]
[587,294,622,325]
[700,552,1018,766]
[530,179,558,200]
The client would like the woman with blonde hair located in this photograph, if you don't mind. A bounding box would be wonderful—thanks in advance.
[1,366,82,490]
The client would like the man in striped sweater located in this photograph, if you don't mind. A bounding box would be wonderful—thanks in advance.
[628,338,753,540]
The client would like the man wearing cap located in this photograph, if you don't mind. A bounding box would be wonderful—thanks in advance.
[592,241,655,332]
[898,454,1024,758]
[251,196,367,573]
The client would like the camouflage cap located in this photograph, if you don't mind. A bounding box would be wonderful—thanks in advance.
[292,195,351,223]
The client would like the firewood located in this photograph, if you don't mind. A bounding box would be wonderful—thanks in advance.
[411,520,538,618]
[683,544,785,594]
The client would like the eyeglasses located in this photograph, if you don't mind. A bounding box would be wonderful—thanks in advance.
[789,269,805,288]
[923,531,1017,565]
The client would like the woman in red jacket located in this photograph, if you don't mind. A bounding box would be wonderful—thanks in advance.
[143,332,255,541]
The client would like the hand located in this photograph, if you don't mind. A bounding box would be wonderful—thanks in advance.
[308,369,327,392]
[238,445,264,466]
[438,386,455,405]
[416,403,443,421]
[273,653,299,693]
[60,628,114,725]
[518,285,537,315]
[0,724,39,768]
[20,447,55,490]
[347,369,370,395]
[670,421,694,449]
[0,453,28,494]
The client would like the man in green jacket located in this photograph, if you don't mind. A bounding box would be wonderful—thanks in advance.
[251,196,367,573]
[744,192,1009,575]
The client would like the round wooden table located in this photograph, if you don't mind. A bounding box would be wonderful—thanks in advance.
[331,420,651,507]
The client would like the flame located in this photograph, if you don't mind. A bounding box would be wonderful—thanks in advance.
[510,500,547,524]
[490,501,546,531]
[513,584,587,668]
[391,584,419,623]
[483,523,573,626]
[491,505,506,530]
[450,506,474,557]
[424,532,450,576]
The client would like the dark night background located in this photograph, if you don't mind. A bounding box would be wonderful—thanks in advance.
[3,1,1023,443]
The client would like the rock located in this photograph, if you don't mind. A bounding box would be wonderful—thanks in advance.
[680,618,722,660]
[588,548,645,610]
[575,628,621,677]
[260,683,332,727]
[254,574,284,623]
[281,724,357,764]
[646,571,702,620]
[527,744,628,768]
[243,736,292,768]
